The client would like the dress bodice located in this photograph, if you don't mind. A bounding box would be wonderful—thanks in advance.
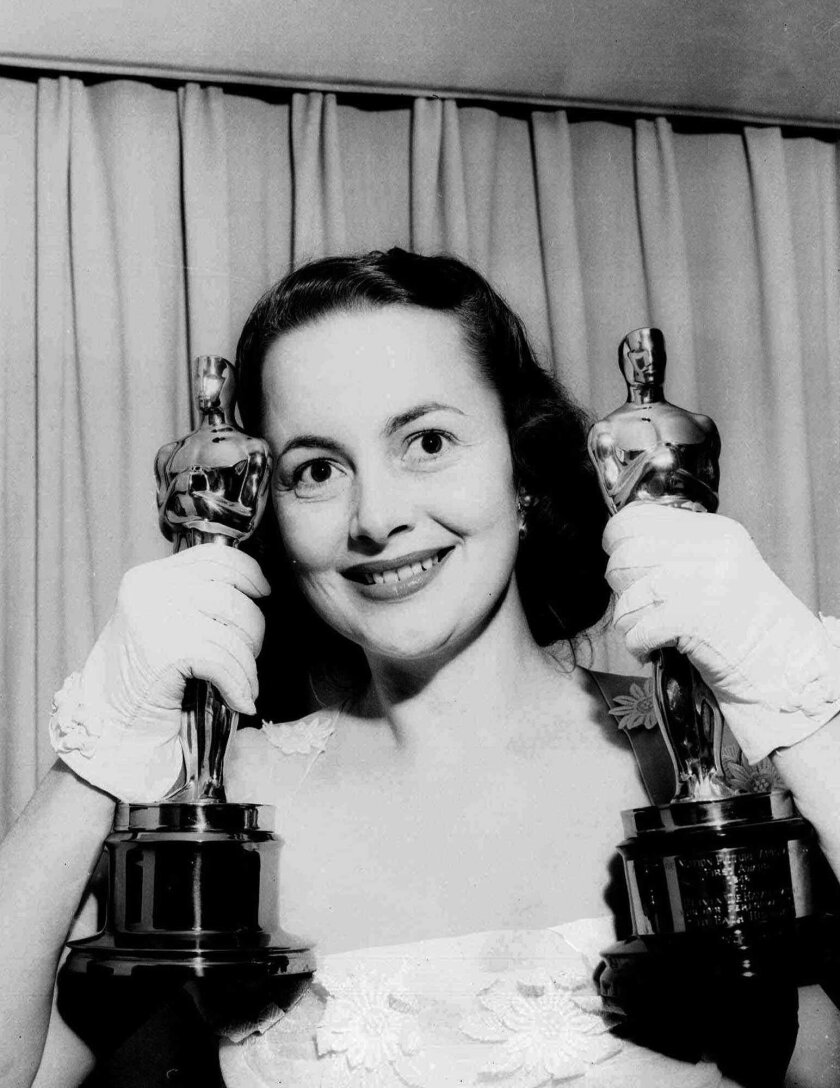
[218,676,755,1087]
[219,917,725,1088]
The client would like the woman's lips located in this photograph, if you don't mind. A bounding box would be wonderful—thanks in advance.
[344,547,453,601]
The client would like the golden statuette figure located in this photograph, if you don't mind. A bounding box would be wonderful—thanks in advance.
[588,328,730,801]
[155,354,272,800]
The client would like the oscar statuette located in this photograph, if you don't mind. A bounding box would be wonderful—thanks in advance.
[57,357,314,1088]
[589,329,836,1087]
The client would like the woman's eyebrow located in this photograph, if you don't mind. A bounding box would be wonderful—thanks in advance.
[278,434,345,459]
[384,402,465,436]
[278,404,465,457]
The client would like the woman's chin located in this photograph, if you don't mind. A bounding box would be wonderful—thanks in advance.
[366,639,453,667]
[323,576,514,672]
[357,626,463,669]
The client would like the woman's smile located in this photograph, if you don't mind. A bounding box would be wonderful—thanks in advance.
[343,546,455,600]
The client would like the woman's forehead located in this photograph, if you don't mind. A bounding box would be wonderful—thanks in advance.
[261,305,493,425]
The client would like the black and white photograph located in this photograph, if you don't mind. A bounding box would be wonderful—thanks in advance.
[1,3,840,1086]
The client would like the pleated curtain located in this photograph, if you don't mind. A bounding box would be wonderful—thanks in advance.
[2,73,839,834]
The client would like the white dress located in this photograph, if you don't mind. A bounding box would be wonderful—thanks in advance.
[218,916,725,1088]
[218,703,731,1088]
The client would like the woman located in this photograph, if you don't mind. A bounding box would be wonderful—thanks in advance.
[2,250,840,1087]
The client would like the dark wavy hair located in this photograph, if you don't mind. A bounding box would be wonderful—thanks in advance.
[236,249,610,717]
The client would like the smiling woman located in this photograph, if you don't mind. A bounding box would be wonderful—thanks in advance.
[261,306,522,664]
[237,250,611,704]
[4,249,840,1088]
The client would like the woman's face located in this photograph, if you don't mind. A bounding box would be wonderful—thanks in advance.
[261,305,521,666]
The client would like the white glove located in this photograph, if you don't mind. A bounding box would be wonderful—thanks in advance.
[603,503,840,763]
[49,544,270,803]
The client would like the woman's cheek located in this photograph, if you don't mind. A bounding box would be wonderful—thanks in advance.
[274,497,345,572]
[441,464,517,530]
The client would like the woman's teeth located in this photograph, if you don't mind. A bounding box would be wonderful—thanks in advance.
[364,553,441,586]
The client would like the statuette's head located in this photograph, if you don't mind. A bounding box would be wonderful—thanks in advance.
[196,355,236,415]
[619,327,666,387]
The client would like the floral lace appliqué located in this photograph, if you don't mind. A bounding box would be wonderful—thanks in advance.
[314,965,430,1088]
[48,671,102,758]
[608,679,657,732]
[461,972,621,1086]
[721,744,785,795]
[261,712,336,756]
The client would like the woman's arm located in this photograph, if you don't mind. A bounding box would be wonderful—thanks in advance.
[774,717,840,876]
[0,546,269,1086]
[0,763,114,1088]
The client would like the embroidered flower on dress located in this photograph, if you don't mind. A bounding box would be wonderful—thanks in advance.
[461,973,620,1087]
[722,744,784,795]
[314,965,429,1088]
[48,671,101,758]
[608,680,657,732]
[261,713,336,755]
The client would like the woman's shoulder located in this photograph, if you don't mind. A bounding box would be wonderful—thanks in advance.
[225,706,341,812]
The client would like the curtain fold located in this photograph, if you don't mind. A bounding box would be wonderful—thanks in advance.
[743,127,818,601]
[0,77,38,823]
[35,77,100,771]
[410,98,470,257]
[531,110,591,406]
[786,138,840,610]
[2,72,840,834]
[291,92,347,263]
[180,83,232,381]
[633,117,698,411]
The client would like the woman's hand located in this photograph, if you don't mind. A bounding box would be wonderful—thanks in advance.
[603,503,840,762]
[49,544,270,802]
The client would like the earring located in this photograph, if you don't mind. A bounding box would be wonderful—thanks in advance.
[517,491,533,540]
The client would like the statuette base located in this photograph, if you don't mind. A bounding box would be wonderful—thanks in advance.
[600,789,840,1086]
[57,801,314,1081]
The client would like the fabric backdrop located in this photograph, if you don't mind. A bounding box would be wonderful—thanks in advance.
[1,73,839,835]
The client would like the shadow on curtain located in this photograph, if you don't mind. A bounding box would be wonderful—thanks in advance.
[1,73,838,834]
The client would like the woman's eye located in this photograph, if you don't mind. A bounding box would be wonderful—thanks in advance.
[291,459,348,497]
[419,432,444,455]
[405,430,453,463]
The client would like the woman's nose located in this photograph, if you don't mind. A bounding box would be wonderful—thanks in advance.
[349,468,414,548]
